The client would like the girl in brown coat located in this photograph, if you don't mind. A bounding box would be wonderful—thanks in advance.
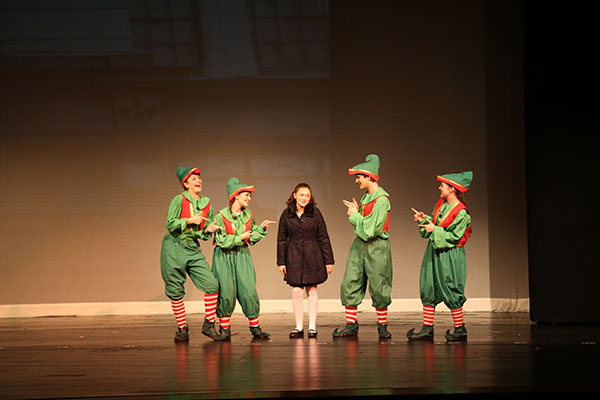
[277,183,334,338]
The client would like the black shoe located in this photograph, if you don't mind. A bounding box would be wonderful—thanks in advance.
[250,326,270,339]
[202,319,225,341]
[377,323,392,339]
[407,325,434,341]
[174,326,189,342]
[445,325,467,342]
[289,328,304,338]
[332,322,359,337]
[308,329,318,338]
[219,326,231,341]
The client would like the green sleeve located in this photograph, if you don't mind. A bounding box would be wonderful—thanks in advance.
[430,210,471,250]
[248,216,267,246]
[194,206,215,241]
[165,195,188,235]
[419,215,433,238]
[348,196,389,241]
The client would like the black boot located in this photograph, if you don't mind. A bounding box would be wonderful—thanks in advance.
[250,326,270,339]
[377,323,392,339]
[219,326,231,341]
[202,319,225,341]
[174,326,189,342]
[332,321,359,337]
[406,325,434,341]
[445,325,467,342]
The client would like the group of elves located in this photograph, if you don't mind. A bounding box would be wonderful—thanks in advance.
[160,154,473,343]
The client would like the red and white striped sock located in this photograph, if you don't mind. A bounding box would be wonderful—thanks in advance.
[423,304,435,326]
[345,306,358,324]
[204,292,218,323]
[451,308,464,327]
[248,317,260,327]
[219,316,231,329]
[376,307,388,325]
[171,299,187,329]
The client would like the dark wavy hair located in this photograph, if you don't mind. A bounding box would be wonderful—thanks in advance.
[286,183,316,207]
[455,190,468,208]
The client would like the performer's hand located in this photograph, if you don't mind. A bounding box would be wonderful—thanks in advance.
[187,214,208,225]
[204,221,224,233]
[240,230,257,241]
[278,265,287,276]
[411,207,426,222]
[326,264,334,274]
[418,219,435,233]
[261,220,277,229]
[343,198,359,216]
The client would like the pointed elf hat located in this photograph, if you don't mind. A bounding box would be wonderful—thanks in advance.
[437,171,473,193]
[348,154,380,182]
[177,166,201,189]
[227,177,255,202]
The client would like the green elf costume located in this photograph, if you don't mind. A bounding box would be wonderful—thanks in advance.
[407,171,473,342]
[160,167,224,342]
[333,154,393,339]
[212,177,270,340]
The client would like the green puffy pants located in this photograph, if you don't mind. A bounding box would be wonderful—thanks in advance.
[212,246,260,319]
[160,234,219,301]
[419,243,467,310]
[340,237,393,309]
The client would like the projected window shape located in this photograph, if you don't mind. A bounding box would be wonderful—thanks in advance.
[0,1,132,58]
[129,0,203,67]
[246,0,329,77]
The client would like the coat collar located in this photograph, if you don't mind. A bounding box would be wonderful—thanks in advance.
[286,201,315,218]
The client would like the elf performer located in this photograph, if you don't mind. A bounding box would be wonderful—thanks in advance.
[212,177,276,340]
[160,166,225,342]
[406,171,473,342]
[333,154,393,339]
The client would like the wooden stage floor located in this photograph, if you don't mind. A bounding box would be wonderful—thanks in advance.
[1,311,599,399]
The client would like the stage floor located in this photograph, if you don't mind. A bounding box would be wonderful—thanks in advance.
[1,311,599,399]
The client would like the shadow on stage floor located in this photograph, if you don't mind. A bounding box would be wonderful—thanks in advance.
[1,312,599,399]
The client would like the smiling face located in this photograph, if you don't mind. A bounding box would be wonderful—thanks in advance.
[235,191,252,208]
[184,174,202,195]
[438,182,455,200]
[354,174,371,190]
[293,187,312,208]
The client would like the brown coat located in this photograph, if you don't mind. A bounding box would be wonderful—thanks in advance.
[277,202,334,287]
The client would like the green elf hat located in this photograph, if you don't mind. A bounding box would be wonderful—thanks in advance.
[437,171,473,193]
[227,177,255,202]
[348,154,380,182]
[177,166,201,189]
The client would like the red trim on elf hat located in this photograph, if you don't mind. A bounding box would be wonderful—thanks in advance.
[436,175,469,193]
[348,168,380,182]
[228,186,255,202]
[181,168,201,188]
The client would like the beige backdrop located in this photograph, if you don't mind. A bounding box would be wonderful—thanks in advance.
[0,1,528,315]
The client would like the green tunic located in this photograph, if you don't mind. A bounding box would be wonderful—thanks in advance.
[340,187,393,309]
[212,207,267,319]
[418,200,471,310]
[160,192,219,301]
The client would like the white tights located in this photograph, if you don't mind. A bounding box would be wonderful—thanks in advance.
[292,286,318,331]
